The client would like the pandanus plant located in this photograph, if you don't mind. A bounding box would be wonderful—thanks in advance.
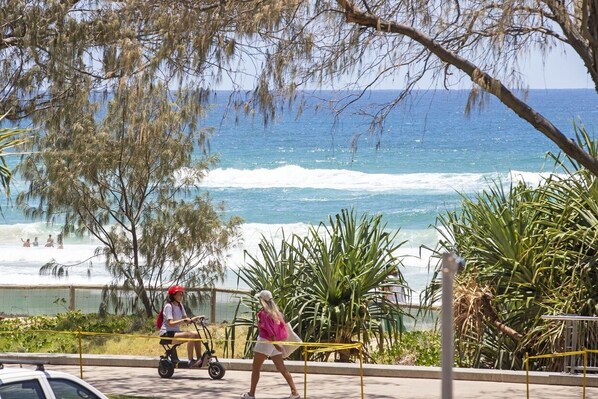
[230,208,411,362]
[424,122,598,370]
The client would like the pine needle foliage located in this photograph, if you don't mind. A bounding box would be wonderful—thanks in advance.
[17,79,241,317]
[0,113,28,197]
[3,1,598,174]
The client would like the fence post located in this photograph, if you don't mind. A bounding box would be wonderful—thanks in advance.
[69,286,76,311]
[210,288,216,322]
[525,352,530,399]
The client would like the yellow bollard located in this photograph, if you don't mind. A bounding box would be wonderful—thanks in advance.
[583,350,587,399]
[78,328,83,379]
[525,352,529,399]
[359,343,364,399]
[303,345,308,399]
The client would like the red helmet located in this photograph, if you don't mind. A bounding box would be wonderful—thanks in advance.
[168,285,185,295]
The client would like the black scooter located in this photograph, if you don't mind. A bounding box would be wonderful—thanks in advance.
[158,317,225,379]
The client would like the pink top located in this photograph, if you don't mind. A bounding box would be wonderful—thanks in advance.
[257,309,287,341]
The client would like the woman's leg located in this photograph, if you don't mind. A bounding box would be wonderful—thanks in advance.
[192,332,203,361]
[271,354,299,396]
[248,352,268,396]
[173,331,195,360]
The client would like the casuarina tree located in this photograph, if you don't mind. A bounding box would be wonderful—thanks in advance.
[18,79,241,317]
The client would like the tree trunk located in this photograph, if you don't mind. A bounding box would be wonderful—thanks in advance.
[480,293,523,342]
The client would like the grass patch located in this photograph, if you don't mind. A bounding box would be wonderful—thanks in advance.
[0,312,438,366]
[0,312,248,358]
[371,330,441,366]
[85,324,249,357]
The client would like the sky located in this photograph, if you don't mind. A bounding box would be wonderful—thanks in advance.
[522,48,593,89]
[218,46,594,91]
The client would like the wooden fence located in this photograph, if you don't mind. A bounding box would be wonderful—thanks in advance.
[0,284,437,329]
[0,285,248,323]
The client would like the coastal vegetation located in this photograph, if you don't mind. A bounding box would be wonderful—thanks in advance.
[230,209,411,362]
[1,1,598,175]
[1,0,597,373]
[424,126,598,370]
[0,312,441,366]
[0,113,27,197]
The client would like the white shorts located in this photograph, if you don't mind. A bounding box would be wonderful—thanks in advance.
[254,336,283,357]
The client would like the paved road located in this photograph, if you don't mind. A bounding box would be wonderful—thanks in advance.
[41,364,598,399]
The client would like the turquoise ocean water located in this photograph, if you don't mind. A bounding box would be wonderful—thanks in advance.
[1,89,597,298]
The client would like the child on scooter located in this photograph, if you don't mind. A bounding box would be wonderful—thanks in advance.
[159,285,204,367]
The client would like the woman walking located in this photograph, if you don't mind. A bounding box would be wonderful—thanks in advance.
[240,289,300,399]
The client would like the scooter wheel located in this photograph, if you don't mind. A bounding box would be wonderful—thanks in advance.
[208,362,225,380]
[158,360,175,378]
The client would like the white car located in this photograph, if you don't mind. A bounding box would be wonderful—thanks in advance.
[0,359,108,399]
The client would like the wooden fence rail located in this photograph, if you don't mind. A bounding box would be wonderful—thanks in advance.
[0,284,437,330]
[0,284,249,322]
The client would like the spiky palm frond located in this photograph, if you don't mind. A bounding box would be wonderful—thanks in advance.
[426,123,598,370]
[233,208,410,362]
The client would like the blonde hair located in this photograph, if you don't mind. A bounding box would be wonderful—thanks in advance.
[260,297,285,324]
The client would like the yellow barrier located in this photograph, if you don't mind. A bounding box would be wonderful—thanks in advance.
[300,341,364,399]
[524,349,598,399]
[0,329,365,399]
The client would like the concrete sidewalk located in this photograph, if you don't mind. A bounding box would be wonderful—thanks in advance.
[2,353,598,398]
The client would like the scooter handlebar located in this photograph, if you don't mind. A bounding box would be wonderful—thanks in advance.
[190,315,207,326]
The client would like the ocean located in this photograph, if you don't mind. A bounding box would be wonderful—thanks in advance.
[1,89,597,298]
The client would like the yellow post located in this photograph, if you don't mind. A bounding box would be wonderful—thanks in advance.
[78,329,83,379]
[359,343,365,399]
[303,345,308,399]
[525,352,529,399]
[583,350,587,399]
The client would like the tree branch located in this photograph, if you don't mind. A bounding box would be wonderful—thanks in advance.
[336,0,598,177]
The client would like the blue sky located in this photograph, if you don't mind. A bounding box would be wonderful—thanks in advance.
[217,46,593,91]
[522,49,592,89]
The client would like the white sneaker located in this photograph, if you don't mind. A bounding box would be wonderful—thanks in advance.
[240,393,255,399]
[288,394,301,399]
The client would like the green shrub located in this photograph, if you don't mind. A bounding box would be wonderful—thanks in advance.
[372,330,440,366]
[0,311,147,353]
[234,208,411,362]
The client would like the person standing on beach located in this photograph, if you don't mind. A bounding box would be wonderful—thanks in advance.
[45,234,54,247]
[57,233,63,249]
[240,289,300,399]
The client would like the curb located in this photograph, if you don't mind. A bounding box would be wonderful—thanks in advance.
[1,352,597,388]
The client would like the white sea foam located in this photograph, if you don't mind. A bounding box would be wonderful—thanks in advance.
[0,222,436,293]
[509,170,565,186]
[194,165,547,194]
[230,223,437,293]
